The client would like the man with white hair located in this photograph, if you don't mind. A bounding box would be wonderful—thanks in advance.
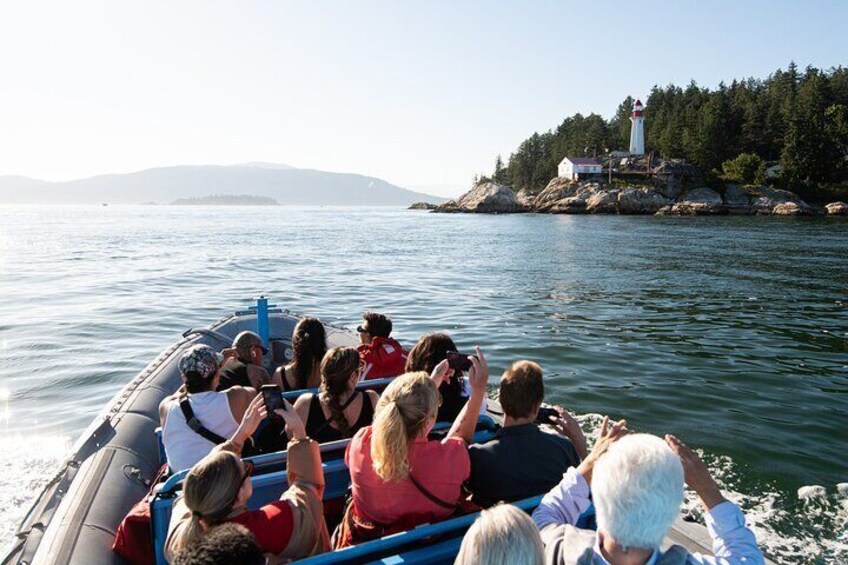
[532,418,764,564]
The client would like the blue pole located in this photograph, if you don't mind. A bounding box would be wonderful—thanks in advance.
[256,296,270,347]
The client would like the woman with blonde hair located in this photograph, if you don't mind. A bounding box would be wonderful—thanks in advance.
[455,504,544,565]
[165,394,331,562]
[334,347,490,548]
[293,346,380,443]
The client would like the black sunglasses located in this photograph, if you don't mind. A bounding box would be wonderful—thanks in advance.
[225,460,255,513]
[241,460,255,482]
[356,325,369,334]
[254,344,269,355]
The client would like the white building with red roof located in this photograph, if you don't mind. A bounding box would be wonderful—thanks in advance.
[558,157,602,180]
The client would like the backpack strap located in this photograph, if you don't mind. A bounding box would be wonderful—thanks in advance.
[408,473,458,511]
[179,395,227,445]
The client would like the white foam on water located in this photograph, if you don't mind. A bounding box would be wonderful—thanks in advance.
[0,434,71,550]
[575,413,848,564]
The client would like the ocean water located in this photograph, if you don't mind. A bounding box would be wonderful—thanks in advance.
[0,205,846,563]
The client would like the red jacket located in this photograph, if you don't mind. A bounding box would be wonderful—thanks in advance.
[358,337,408,380]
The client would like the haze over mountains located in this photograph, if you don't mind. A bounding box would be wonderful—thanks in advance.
[0,163,443,205]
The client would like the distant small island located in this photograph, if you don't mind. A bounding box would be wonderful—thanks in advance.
[171,194,279,206]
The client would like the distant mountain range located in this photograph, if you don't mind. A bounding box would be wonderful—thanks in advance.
[0,163,443,205]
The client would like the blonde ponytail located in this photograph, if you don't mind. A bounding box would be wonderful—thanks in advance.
[168,451,244,554]
[370,372,439,482]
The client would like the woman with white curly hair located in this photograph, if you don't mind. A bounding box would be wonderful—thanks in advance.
[455,503,544,565]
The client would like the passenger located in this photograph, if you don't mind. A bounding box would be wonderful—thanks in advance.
[294,346,380,443]
[356,311,408,380]
[172,523,263,565]
[273,317,327,391]
[467,360,585,507]
[160,344,256,472]
[334,348,489,548]
[405,332,468,421]
[166,395,331,562]
[532,419,765,565]
[217,331,274,391]
[455,504,544,565]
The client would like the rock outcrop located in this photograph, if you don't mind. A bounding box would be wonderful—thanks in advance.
[722,184,751,215]
[433,182,525,213]
[516,189,535,208]
[825,201,848,215]
[586,190,619,213]
[747,186,812,215]
[617,187,670,214]
[660,187,724,215]
[408,201,437,210]
[435,179,817,218]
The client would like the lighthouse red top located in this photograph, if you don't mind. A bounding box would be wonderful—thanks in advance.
[632,99,643,118]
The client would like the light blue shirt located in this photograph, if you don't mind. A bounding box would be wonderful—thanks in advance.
[532,467,765,565]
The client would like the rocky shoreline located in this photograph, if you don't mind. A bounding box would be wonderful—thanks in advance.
[419,180,848,217]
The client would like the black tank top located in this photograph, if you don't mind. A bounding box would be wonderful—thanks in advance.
[217,360,251,391]
[305,392,374,443]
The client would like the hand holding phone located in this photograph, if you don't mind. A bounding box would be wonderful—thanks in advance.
[446,351,473,372]
[261,384,285,420]
[535,406,559,425]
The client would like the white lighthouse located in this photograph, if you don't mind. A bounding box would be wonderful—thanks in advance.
[629,99,645,155]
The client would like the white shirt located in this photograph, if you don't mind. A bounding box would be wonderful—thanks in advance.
[162,391,239,472]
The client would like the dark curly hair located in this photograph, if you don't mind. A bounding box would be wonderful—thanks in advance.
[172,523,263,565]
[291,317,327,390]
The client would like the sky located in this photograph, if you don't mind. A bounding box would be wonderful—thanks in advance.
[1,1,846,197]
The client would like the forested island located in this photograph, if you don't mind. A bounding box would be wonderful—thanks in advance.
[171,194,279,206]
[484,63,848,203]
[425,64,848,216]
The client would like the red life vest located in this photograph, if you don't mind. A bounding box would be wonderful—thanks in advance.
[358,337,408,380]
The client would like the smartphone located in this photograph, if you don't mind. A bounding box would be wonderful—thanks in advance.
[445,351,473,372]
[535,406,559,425]
[261,384,285,419]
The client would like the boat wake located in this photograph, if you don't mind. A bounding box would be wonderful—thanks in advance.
[0,434,71,550]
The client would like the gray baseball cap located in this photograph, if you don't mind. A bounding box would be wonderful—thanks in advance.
[178,344,224,379]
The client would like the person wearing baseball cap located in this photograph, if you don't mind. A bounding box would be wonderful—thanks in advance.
[159,344,257,472]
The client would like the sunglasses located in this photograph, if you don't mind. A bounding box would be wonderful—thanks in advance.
[253,344,269,355]
[356,325,369,334]
[241,461,254,484]
[224,460,254,513]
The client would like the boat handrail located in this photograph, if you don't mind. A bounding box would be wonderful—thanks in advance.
[156,418,498,495]
[180,327,233,344]
[295,495,545,565]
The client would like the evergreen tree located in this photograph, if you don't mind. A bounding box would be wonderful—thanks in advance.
[496,63,848,199]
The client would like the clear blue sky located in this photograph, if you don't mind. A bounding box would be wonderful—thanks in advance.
[1,1,846,196]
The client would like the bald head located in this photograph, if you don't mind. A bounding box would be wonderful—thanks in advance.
[233,331,263,362]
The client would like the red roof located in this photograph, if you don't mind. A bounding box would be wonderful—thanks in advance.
[566,157,601,166]
[635,99,643,106]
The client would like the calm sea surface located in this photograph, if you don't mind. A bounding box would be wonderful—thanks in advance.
[0,205,846,562]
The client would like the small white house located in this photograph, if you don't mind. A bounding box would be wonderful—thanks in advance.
[558,157,602,180]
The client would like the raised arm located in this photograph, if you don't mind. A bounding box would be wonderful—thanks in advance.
[446,347,489,444]
[274,400,325,499]
[665,435,765,565]
[214,394,266,456]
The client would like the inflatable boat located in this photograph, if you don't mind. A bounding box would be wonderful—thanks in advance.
[3,298,736,564]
